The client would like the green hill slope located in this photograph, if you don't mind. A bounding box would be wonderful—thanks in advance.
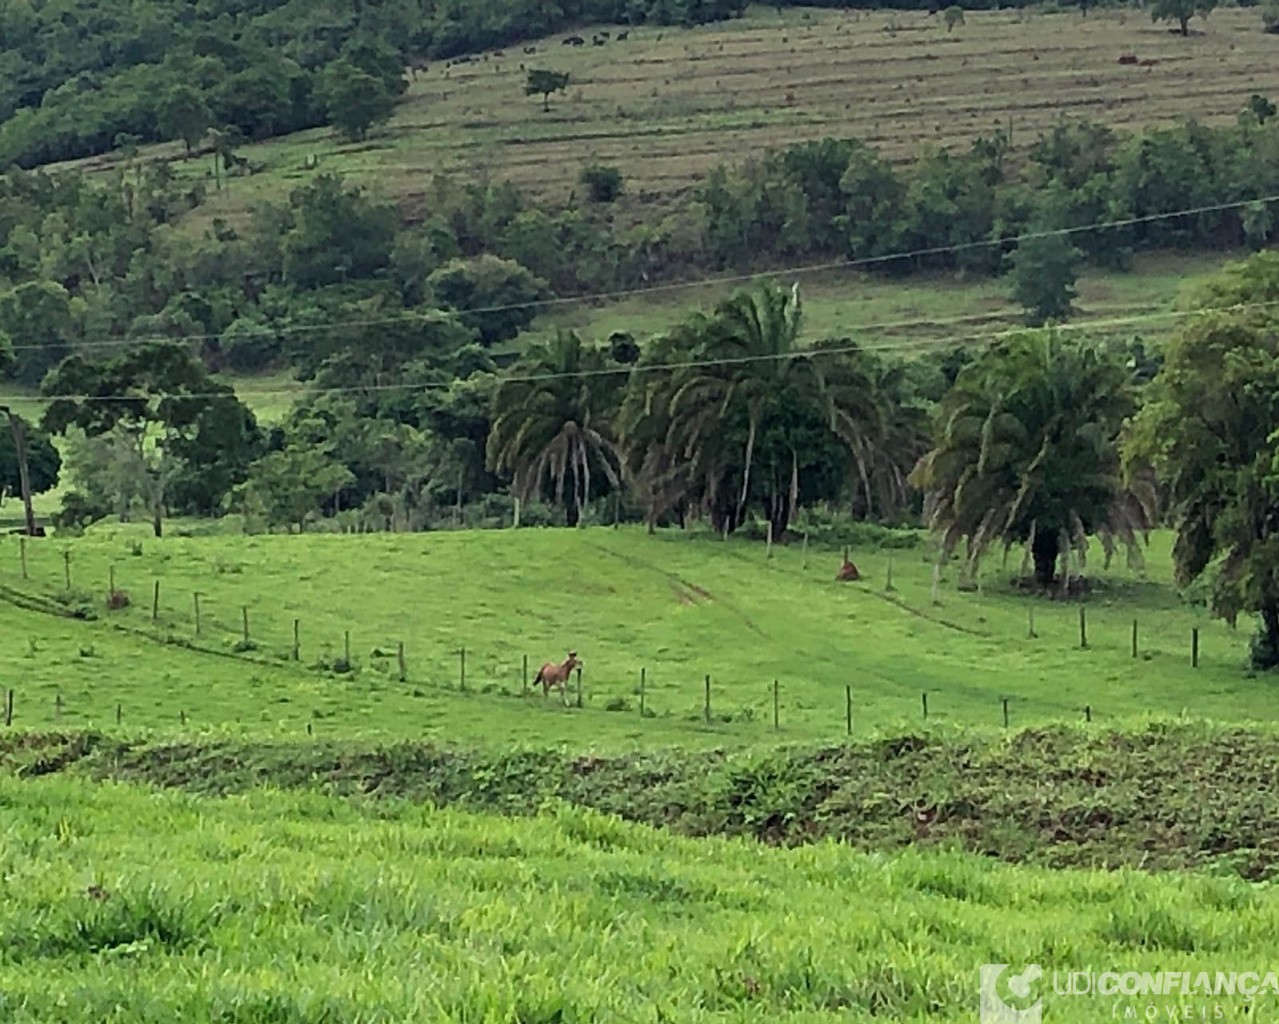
[0,525,1265,746]
[65,7,1279,231]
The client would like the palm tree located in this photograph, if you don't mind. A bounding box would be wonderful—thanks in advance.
[486,331,623,526]
[621,282,907,539]
[909,329,1156,592]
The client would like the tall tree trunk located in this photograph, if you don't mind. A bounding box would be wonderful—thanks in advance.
[1261,604,1279,664]
[737,417,756,522]
[1031,528,1059,589]
[2,410,37,537]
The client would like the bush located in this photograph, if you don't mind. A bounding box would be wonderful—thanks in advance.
[580,165,624,203]
[1249,623,1279,670]
[1264,0,1279,31]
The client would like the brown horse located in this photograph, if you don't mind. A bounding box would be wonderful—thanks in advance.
[534,650,581,700]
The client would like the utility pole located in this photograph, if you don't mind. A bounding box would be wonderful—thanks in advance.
[0,405,37,537]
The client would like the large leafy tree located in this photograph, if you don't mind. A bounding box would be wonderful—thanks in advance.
[41,342,263,534]
[1124,252,1279,666]
[487,331,623,527]
[911,329,1154,591]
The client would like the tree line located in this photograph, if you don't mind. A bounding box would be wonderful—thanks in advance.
[0,105,1275,399]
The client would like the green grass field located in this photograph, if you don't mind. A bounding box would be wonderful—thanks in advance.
[4,771,1279,1022]
[0,523,1266,749]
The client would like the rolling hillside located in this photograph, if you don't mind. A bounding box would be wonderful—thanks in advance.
[60,6,1279,229]
[0,524,1266,747]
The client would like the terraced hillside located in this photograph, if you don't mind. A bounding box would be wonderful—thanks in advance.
[63,6,1279,226]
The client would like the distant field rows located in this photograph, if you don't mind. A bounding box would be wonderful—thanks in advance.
[61,7,1279,228]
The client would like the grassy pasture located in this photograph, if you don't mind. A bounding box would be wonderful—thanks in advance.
[520,249,1225,354]
[3,772,1279,1022]
[0,524,1270,748]
[58,5,1279,228]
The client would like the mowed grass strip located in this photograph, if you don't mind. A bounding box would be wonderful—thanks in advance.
[60,7,1279,228]
[0,524,1267,746]
[2,774,1279,1022]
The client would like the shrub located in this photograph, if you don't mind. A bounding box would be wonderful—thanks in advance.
[580,164,624,203]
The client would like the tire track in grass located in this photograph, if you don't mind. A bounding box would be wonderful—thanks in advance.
[619,539,1106,718]
[696,541,991,637]
[578,537,770,638]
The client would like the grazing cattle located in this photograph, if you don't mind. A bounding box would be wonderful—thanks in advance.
[1118,53,1138,65]
[534,651,582,701]
[524,45,538,54]
[564,35,585,46]
[592,35,606,45]
[617,31,629,41]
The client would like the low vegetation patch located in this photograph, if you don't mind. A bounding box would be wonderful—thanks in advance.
[7,721,1279,881]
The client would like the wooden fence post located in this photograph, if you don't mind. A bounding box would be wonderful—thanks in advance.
[19,536,27,580]
[774,679,781,731]
[55,693,62,720]
[63,550,71,590]
[459,647,466,691]
[766,520,774,559]
[1131,618,1138,659]
[704,674,711,724]
[1084,704,1092,723]
[575,666,583,708]
[1079,606,1087,649]
[886,553,895,592]
[523,654,529,695]
[1192,628,1200,669]
[3,689,12,727]
[639,667,646,717]
[241,606,250,645]
[108,563,115,596]
[921,691,928,719]
[397,641,406,682]
[845,684,852,736]
[292,619,300,661]
[1002,696,1009,729]
[115,703,122,725]
[801,532,809,571]
[193,592,202,635]
[180,710,186,726]
[1027,606,1036,639]
[152,580,160,622]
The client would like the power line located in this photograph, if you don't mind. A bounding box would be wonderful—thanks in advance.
[8,295,1275,407]
[2,191,1274,354]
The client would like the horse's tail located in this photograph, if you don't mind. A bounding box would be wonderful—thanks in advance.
[533,665,545,687]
